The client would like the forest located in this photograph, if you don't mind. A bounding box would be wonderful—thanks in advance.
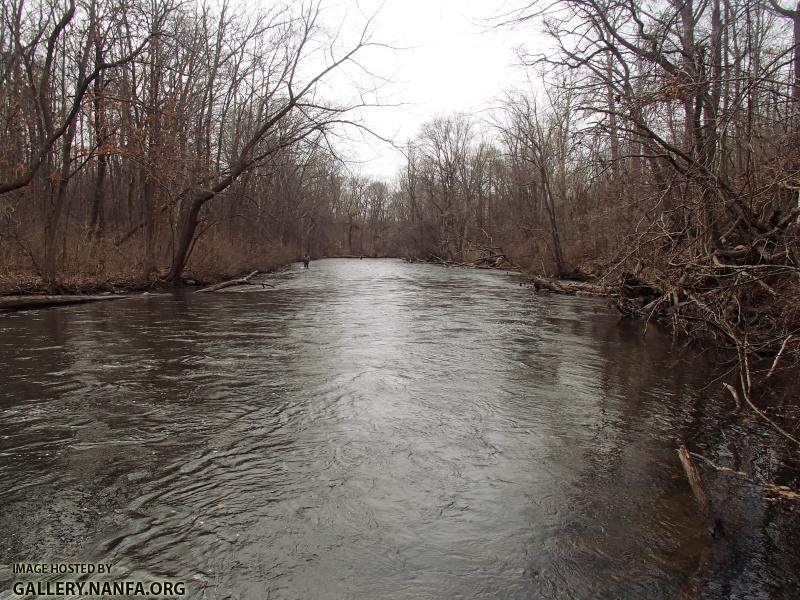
[2,2,800,593]
[1,0,798,384]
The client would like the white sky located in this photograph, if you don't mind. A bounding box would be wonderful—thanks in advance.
[318,0,548,181]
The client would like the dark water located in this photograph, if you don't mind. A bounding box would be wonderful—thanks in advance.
[0,259,798,599]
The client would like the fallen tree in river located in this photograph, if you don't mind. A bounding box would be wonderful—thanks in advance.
[195,270,274,293]
[0,295,126,311]
[527,274,612,296]
[408,246,520,270]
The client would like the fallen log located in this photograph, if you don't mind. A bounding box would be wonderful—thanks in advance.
[529,275,567,293]
[0,294,126,311]
[528,275,612,296]
[196,270,273,293]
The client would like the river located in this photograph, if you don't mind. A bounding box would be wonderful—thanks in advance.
[1,259,798,598]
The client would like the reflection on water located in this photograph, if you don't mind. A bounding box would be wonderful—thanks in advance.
[0,259,797,598]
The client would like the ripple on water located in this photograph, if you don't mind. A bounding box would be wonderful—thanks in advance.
[1,259,795,599]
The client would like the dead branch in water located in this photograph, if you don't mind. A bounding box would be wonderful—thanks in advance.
[767,335,793,380]
[528,275,612,296]
[689,451,800,502]
[0,295,126,311]
[737,381,800,447]
[677,444,710,515]
[414,247,521,271]
[196,271,273,293]
[723,382,741,412]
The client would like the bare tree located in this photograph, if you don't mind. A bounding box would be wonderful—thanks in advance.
[167,2,381,281]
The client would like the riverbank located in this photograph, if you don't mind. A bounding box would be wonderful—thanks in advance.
[528,265,800,556]
[0,265,296,313]
[0,262,295,298]
[526,264,800,595]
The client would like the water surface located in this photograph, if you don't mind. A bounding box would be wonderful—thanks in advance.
[1,259,797,598]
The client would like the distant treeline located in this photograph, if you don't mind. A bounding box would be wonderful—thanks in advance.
[1,0,799,373]
[0,0,390,287]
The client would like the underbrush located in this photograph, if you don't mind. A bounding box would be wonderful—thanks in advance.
[0,232,300,295]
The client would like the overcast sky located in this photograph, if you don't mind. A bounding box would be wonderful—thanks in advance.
[320,0,546,181]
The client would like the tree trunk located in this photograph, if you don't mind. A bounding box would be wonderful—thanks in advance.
[43,120,77,284]
[89,42,107,238]
[539,163,565,275]
[169,197,204,283]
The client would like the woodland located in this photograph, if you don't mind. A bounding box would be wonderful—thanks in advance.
[1,0,799,397]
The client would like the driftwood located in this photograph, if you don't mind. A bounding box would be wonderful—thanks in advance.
[678,444,710,515]
[0,294,126,311]
[196,271,273,293]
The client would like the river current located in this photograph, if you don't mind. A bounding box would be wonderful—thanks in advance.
[1,259,798,598]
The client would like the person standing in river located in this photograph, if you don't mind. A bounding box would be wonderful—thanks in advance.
[303,255,310,269]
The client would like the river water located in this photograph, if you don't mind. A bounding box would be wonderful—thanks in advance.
[1,259,798,599]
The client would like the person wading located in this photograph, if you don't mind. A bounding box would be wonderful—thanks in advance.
[303,255,310,269]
